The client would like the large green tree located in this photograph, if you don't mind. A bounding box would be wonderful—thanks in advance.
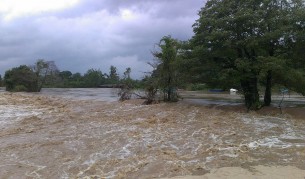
[191,0,305,109]
[4,65,38,92]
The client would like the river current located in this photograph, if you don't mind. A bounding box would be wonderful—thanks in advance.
[0,88,304,178]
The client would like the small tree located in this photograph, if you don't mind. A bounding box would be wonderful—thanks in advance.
[152,35,180,102]
[44,61,60,86]
[123,67,131,80]
[31,60,59,91]
[118,67,135,101]
[108,65,120,84]
[32,60,49,91]
[141,74,159,104]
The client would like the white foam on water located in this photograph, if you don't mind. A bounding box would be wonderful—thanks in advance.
[241,116,283,132]
[83,152,111,166]
[170,144,180,151]
[18,160,46,178]
[280,125,305,141]
[248,137,294,149]
[209,134,219,143]
[0,105,43,128]
[191,128,205,137]
[250,137,278,148]
[205,156,215,163]
[118,143,132,159]
[241,115,305,149]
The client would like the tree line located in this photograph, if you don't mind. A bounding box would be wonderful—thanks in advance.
[2,59,139,92]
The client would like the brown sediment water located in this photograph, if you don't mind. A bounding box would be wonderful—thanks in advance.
[161,165,305,179]
[0,92,305,178]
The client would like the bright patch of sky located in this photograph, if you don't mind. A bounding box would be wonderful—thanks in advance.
[120,9,134,20]
[0,0,80,21]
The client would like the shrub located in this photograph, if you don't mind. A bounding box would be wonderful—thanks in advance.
[13,85,28,92]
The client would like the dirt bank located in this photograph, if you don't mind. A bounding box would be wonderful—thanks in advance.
[0,92,305,178]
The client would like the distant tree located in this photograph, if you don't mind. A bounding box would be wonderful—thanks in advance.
[32,60,59,91]
[83,69,105,87]
[55,70,73,87]
[71,72,82,82]
[108,65,120,84]
[69,72,84,87]
[123,67,131,80]
[44,61,60,87]
[59,71,72,80]
[121,67,134,89]
[32,60,48,89]
[4,65,38,92]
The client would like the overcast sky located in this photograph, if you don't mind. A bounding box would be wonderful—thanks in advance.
[0,0,205,79]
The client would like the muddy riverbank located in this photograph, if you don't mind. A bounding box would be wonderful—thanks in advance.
[0,92,305,178]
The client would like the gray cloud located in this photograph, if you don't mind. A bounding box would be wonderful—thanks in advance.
[0,0,205,79]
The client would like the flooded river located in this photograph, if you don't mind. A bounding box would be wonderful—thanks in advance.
[0,88,305,178]
[39,88,120,102]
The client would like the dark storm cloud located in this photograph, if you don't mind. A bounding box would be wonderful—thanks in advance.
[0,0,205,79]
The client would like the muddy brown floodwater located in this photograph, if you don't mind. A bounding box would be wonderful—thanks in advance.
[0,92,305,178]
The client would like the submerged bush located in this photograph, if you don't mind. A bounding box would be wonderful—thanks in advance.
[13,85,28,92]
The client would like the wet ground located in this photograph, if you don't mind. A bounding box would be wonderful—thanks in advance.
[180,90,305,107]
[0,90,305,178]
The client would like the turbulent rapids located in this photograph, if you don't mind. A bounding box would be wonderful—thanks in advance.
[0,91,305,178]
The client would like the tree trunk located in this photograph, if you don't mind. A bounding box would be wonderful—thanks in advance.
[241,76,260,110]
[167,76,172,101]
[264,70,272,106]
